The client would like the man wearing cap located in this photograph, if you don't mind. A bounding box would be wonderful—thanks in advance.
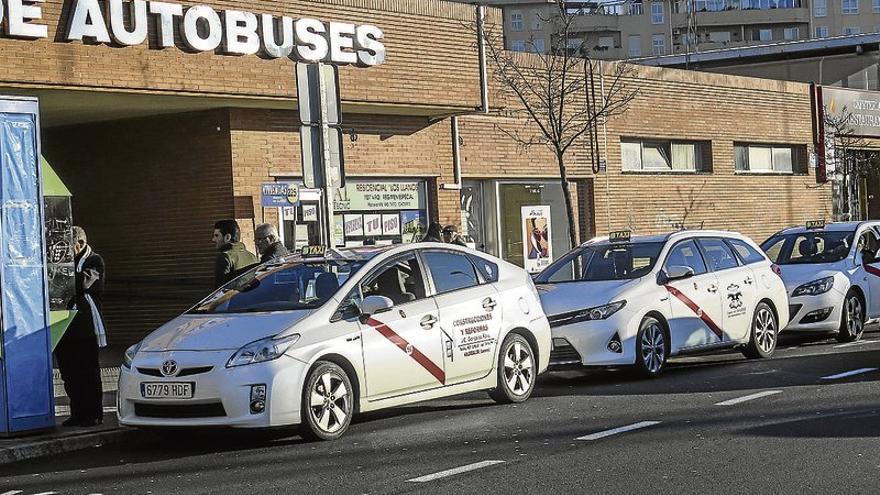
[442,224,469,247]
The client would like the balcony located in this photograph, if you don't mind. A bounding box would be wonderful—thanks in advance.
[671,7,811,27]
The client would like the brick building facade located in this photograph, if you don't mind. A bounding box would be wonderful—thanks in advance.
[0,0,830,344]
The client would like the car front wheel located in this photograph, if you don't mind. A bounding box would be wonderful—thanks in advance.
[742,301,777,359]
[489,333,536,404]
[837,290,865,343]
[635,316,668,378]
[300,361,354,441]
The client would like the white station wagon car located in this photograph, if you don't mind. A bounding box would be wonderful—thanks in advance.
[118,244,550,440]
[760,221,880,342]
[535,230,790,377]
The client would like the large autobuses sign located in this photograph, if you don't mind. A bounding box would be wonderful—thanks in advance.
[0,0,386,66]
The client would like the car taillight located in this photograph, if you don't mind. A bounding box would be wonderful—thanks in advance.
[771,264,782,277]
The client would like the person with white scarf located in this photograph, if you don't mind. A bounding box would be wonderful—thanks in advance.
[55,226,107,427]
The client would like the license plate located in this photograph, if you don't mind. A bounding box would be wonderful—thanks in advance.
[141,382,194,399]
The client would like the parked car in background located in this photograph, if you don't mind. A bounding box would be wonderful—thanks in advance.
[535,230,789,377]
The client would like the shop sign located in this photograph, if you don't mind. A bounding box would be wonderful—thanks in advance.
[521,205,552,274]
[333,180,426,212]
[382,214,400,235]
[0,0,385,66]
[261,182,299,207]
[823,87,880,137]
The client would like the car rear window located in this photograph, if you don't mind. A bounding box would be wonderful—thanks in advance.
[761,231,855,265]
[726,238,766,265]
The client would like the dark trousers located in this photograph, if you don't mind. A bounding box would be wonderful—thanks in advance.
[55,335,102,420]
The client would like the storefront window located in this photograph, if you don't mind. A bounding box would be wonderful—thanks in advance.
[461,181,486,250]
[497,182,571,270]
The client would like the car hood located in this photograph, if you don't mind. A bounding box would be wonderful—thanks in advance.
[138,311,313,352]
[537,278,640,317]
[777,264,844,293]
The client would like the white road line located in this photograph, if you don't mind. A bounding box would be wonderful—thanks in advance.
[1,490,24,495]
[821,368,879,380]
[715,390,782,406]
[576,421,661,441]
[833,339,878,349]
[33,492,58,495]
[407,460,505,483]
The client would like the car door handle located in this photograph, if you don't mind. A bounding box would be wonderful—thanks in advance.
[482,297,497,310]
[744,276,753,285]
[420,314,438,329]
[707,284,718,293]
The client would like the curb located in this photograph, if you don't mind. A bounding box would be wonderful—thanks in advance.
[0,427,147,466]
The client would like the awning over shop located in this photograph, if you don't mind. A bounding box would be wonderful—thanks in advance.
[41,155,71,197]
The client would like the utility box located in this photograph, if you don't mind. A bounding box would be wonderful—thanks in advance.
[0,96,54,435]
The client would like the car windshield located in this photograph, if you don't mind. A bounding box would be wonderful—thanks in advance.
[761,231,855,265]
[189,260,367,314]
[536,242,665,283]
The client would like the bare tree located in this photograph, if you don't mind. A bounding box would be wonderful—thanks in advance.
[824,108,880,221]
[480,0,637,249]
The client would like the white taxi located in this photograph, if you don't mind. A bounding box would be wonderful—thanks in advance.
[118,244,550,440]
[535,230,789,377]
[760,221,880,342]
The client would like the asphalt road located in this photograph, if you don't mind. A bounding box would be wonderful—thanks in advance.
[2,330,879,495]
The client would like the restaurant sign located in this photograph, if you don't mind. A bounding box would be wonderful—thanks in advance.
[823,87,880,138]
[0,0,385,66]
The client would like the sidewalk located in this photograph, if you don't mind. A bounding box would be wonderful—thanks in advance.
[0,346,144,466]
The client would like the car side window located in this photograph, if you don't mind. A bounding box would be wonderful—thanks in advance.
[857,231,879,263]
[726,238,766,265]
[468,254,499,283]
[697,238,739,272]
[762,237,785,263]
[663,240,708,275]
[360,253,428,305]
[424,250,480,294]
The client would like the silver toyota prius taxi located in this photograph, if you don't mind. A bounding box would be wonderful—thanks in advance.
[760,221,880,341]
[118,244,550,440]
[534,230,789,377]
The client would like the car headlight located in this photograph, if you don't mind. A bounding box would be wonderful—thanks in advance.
[792,276,835,297]
[586,300,627,320]
[226,334,300,368]
[122,342,141,369]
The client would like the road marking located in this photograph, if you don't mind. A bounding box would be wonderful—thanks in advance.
[577,421,661,441]
[715,390,782,406]
[1,490,24,495]
[833,339,878,349]
[821,368,878,380]
[33,492,58,495]
[407,460,505,483]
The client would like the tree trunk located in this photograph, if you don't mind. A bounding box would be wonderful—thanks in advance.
[557,151,578,251]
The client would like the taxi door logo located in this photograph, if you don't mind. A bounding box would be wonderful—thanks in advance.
[161,360,179,377]
[405,344,414,355]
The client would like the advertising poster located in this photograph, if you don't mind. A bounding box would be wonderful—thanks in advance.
[401,211,426,243]
[302,204,318,222]
[333,215,344,247]
[382,214,400,235]
[521,205,552,273]
[363,214,382,236]
[343,214,364,236]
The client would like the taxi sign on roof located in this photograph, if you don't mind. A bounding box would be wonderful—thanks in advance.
[805,220,825,230]
[609,230,632,243]
[301,245,327,257]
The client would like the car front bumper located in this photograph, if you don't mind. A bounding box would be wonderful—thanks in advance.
[549,312,634,368]
[783,290,844,333]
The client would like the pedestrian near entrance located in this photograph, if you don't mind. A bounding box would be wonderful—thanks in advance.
[254,223,289,263]
[421,222,443,243]
[213,219,258,288]
[55,226,107,428]
[442,224,469,247]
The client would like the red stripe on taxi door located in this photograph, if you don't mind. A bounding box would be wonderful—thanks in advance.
[664,285,724,340]
[865,264,880,277]
[365,317,446,385]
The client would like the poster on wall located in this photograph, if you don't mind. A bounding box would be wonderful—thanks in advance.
[521,205,552,273]
[302,204,318,222]
[363,214,382,236]
[343,214,364,236]
[333,215,345,247]
[401,211,426,243]
[382,214,400,235]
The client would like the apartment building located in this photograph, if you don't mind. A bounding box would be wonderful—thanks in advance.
[463,0,880,60]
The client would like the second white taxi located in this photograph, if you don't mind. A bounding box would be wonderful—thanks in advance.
[118,244,550,440]
[535,230,789,377]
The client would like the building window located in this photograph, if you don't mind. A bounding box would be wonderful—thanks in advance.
[734,144,808,173]
[784,27,799,40]
[815,26,828,37]
[628,35,642,57]
[532,13,543,30]
[707,0,726,10]
[532,39,546,53]
[510,11,524,31]
[843,26,861,35]
[511,40,526,52]
[631,1,644,14]
[652,34,666,55]
[651,2,664,24]
[621,139,711,172]
[814,0,827,16]
[598,36,616,49]
[709,31,732,43]
[752,28,773,41]
[842,0,858,14]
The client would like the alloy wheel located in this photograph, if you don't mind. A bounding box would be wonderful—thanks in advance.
[755,306,777,354]
[308,371,351,434]
[503,341,534,396]
[847,296,864,339]
[641,322,666,374]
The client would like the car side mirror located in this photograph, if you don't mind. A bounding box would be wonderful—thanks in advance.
[359,295,394,319]
[663,265,696,283]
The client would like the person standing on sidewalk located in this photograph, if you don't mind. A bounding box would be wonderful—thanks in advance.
[442,224,469,247]
[213,219,258,288]
[55,226,107,428]
[254,223,288,263]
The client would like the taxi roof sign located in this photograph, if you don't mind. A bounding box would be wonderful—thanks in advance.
[805,220,825,230]
[609,230,632,243]
[301,245,327,257]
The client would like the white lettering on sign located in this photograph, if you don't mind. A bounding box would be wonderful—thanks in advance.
[5,0,385,66]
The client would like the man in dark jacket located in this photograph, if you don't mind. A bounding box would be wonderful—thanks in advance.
[420,222,443,243]
[213,219,259,288]
[254,223,289,263]
[442,224,469,247]
[55,226,106,427]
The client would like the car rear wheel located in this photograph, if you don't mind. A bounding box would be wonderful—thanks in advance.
[300,361,354,441]
[635,316,668,378]
[742,302,777,359]
[837,290,865,343]
[489,333,536,404]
